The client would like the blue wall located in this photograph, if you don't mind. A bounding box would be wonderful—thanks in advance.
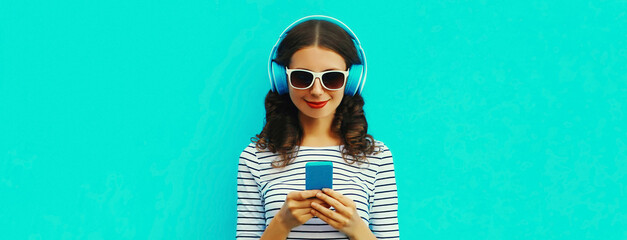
[1,0,625,239]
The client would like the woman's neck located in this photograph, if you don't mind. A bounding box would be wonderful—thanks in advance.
[298,112,343,147]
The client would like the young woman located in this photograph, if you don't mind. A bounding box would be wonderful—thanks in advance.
[236,16,399,240]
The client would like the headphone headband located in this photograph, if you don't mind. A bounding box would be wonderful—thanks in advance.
[267,15,367,96]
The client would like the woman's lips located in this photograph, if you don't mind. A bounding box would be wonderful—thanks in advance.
[306,100,328,109]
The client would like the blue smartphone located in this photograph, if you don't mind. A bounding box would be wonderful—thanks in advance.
[306,161,333,190]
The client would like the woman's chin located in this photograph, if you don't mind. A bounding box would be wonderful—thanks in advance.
[298,109,334,121]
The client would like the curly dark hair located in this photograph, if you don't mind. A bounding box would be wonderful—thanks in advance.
[252,19,378,168]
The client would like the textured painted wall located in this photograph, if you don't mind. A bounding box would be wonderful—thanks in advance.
[1,0,625,239]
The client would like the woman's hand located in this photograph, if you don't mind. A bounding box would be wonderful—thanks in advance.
[277,190,331,230]
[310,188,374,239]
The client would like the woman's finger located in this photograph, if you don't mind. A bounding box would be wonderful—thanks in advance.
[284,200,329,211]
[311,201,346,223]
[286,199,319,210]
[288,190,322,201]
[315,191,350,215]
[310,199,331,208]
[292,208,313,216]
[311,207,342,229]
[322,188,355,208]
[287,199,313,209]
[290,208,314,224]
[285,192,330,209]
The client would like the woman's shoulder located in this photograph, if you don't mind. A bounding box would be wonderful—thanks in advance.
[240,141,276,160]
[368,140,395,170]
[243,142,257,150]
[371,139,392,155]
[239,142,258,159]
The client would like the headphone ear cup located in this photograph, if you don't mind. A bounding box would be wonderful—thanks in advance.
[271,61,288,95]
[345,64,364,96]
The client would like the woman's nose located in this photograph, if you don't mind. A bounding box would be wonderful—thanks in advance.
[310,77,324,95]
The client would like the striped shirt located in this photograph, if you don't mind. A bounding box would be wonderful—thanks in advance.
[236,140,399,239]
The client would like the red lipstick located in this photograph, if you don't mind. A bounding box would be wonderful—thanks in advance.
[306,100,328,109]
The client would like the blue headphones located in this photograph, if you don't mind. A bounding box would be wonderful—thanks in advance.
[267,15,368,96]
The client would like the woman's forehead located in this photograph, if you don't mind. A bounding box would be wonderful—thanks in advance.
[289,46,346,71]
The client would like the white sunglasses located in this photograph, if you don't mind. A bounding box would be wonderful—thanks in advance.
[285,67,349,91]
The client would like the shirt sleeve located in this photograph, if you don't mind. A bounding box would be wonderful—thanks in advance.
[236,146,266,239]
[369,144,400,239]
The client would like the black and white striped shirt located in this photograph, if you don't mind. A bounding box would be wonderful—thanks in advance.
[236,141,399,239]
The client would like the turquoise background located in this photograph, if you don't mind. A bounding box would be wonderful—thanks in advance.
[1,0,625,239]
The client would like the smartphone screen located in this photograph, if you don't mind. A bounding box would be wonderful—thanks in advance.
[305,161,333,190]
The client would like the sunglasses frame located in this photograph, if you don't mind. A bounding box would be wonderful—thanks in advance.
[285,67,349,91]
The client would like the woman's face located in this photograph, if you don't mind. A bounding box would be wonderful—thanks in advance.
[287,46,347,121]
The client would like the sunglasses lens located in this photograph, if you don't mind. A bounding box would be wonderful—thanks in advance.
[290,70,313,88]
[322,72,345,89]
